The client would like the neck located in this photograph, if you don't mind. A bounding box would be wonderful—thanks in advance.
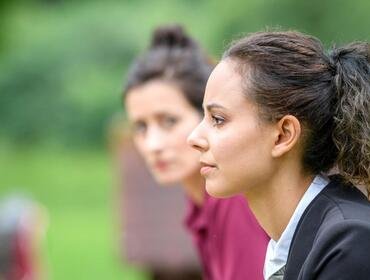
[182,171,205,206]
[246,164,314,241]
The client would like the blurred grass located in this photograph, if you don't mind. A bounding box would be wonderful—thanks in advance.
[0,142,148,280]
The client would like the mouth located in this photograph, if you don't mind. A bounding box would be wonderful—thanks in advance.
[153,160,170,171]
[200,161,217,176]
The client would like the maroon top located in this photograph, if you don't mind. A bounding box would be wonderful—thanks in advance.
[184,193,269,280]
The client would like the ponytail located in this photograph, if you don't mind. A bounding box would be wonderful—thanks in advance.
[330,42,370,190]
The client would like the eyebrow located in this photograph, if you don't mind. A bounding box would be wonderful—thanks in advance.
[205,102,227,111]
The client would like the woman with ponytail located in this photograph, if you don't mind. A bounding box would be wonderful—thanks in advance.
[123,25,269,280]
[188,31,370,279]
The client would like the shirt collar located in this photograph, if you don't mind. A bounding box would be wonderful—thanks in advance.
[264,174,329,279]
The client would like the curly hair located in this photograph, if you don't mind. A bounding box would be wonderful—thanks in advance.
[330,43,370,188]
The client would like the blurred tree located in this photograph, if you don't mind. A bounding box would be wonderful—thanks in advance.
[0,0,368,147]
[0,0,10,54]
[0,2,141,147]
[262,0,370,44]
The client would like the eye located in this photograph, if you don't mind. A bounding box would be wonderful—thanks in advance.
[211,115,225,127]
[132,121,147,135]
[160,116,179,129]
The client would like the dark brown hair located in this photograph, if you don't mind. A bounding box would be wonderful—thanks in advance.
[123,24,214,112]
[224,31,370,189]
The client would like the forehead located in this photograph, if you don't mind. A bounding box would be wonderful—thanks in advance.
[125,80,194,118]
[204,60,250,111]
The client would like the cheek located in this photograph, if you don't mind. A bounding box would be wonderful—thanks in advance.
[211,132,245,162]
[172,123,201,164]
[223,131,273,184]
[173,119,200,150]
[133,138,149,159]
[213,127,269,170]
[174,132,200,162]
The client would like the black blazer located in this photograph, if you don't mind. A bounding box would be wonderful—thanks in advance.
[284,175,370,280]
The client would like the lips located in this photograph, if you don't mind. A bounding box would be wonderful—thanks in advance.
[200,161,217,176]
[153,160,170,171]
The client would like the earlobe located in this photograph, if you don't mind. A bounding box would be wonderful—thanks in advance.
[271,115,301,158]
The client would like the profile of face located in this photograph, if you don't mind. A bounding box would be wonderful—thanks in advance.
[126,80,202,185]
[188,60,277,198]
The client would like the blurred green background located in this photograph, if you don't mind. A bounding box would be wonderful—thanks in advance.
[0,0,369,279]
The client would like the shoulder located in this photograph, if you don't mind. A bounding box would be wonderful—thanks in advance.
[286,177,370,279]
[312,178,370,261]
[299,219,370,279]
[315,218,370,247]
[318,176,370,222]
[294,177,370,279]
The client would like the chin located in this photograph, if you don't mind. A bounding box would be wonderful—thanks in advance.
[205,180,235,198]
[153,172,182,186]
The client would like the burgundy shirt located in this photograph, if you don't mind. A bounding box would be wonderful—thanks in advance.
[184,193,269,280]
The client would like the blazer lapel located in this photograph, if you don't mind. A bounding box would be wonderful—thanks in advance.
[283,182,335,280]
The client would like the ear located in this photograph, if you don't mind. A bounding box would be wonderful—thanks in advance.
[271,115,301,158]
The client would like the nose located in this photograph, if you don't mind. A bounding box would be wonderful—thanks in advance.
[145,126,165,153]
[187,121,208,152]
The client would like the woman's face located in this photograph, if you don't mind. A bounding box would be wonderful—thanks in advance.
[126,80,202,185]
[188,60,276,198]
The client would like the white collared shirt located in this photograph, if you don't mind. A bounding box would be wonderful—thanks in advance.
[264,174,330,280]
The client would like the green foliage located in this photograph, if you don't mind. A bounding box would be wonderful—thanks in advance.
[0,2,140,146]
[1,0,368,147]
